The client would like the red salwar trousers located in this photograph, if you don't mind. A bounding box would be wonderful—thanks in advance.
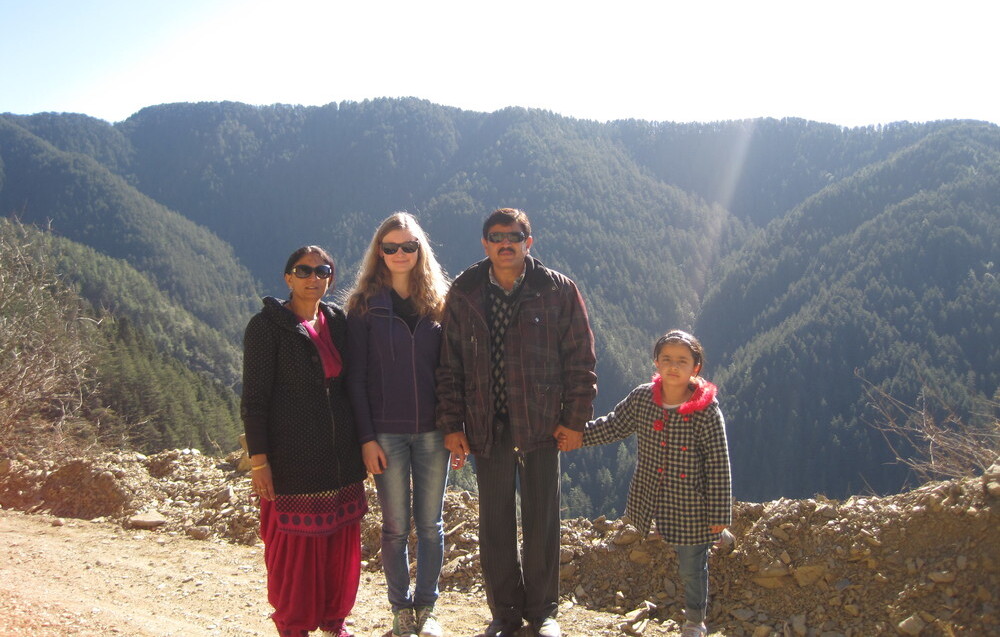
[260,498,361,636]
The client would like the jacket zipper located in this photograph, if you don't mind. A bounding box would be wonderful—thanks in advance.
[410,315,422,434]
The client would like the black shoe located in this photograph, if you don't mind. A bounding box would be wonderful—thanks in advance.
[483,617,522,636]
[531,617,560,637]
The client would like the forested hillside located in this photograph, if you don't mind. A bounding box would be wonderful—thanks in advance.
[1,100,996,509]
[0,219,242,452]
[700,123,1000,499]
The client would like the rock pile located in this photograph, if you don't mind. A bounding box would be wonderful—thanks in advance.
[1,448,997,636]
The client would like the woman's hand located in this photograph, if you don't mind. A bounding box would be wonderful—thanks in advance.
[362,441,387,475]
[250,454,275,501]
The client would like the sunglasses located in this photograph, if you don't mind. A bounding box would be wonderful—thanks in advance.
[289,264,333,279]
[381,241,419,255]
[486,231,527,244]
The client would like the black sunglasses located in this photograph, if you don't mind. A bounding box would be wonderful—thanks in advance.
[289,264,333,279]
[381,241,419,255]
[486,231,527,244]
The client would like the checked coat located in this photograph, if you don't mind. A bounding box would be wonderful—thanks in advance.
[583,375,731,545]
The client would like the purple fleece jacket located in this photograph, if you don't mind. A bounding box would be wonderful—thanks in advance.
[346,288,442,444]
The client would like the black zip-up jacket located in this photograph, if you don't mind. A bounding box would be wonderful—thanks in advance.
[241,297,366,495]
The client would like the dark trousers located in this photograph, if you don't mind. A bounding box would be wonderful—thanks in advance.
[474,424,561,624]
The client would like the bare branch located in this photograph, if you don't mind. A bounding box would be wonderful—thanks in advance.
[860,372,999,481]
[0,220,96,444]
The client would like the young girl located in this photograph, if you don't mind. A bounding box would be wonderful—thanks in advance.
[576,329,731,637]
[345,212,450,637]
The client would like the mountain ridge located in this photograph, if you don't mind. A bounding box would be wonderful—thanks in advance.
[1,100,997,504]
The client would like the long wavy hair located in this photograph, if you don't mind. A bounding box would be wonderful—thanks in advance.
[346,212,449,321]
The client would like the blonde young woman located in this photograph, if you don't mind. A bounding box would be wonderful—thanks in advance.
[345,212,450,637]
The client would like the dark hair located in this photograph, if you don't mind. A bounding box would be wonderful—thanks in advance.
[284,245,336,283]
[482,208,532,240]
[653,329,705,370]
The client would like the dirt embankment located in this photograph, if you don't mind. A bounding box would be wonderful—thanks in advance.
[1,449,997,636]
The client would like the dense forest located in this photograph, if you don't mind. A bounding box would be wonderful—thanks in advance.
[1,99,996,511]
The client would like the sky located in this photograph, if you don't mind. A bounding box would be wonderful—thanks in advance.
[2,0,998,128]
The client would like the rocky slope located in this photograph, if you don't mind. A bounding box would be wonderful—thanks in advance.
[1,448,997,636]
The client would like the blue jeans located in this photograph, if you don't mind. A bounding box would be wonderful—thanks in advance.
[373,430,450,610]
[675,543,711,623]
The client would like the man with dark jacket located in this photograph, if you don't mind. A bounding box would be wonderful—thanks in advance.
[436,208,597,637]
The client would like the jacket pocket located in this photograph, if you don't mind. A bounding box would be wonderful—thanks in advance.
[533,382,563,424]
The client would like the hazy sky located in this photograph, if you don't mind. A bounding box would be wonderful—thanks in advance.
[3,0,998,128]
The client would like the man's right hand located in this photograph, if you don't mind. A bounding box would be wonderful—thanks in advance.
[444,432,471,469]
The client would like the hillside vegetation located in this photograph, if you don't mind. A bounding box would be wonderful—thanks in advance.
[1,101,997,506]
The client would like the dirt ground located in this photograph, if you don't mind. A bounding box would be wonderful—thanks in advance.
[0,509,643,637]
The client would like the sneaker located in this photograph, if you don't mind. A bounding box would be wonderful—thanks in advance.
[392,607,417,637]
[415,606,443,637]
[532,616,561,637]
[681,621,707,637]
[484,616,522,636]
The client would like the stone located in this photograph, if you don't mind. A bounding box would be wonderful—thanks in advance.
[928,570,956,583]
[187,526,212,540]
[623,600,655,622]
[816,503,838,518]
[753,574,790,589]
[440,556,466,578]
[592,514,607,528]
[790,613,807,636]
[662,578,676,597]
[213,486,234,507]
[793,564,826,587]
[987,481,1000,497]
[629,549,651,565]
[613,527,643,546]
[236,453,253,473]
[129,511,168,529]
[898,614,925,635]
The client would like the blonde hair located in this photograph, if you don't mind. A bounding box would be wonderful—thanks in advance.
[346,212,449,321]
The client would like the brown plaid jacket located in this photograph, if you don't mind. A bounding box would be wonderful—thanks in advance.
[435,257,597,457]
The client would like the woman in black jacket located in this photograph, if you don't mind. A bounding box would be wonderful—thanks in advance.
[242,245,367,637]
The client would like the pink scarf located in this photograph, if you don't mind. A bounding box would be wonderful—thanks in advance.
[301,310,343,379]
